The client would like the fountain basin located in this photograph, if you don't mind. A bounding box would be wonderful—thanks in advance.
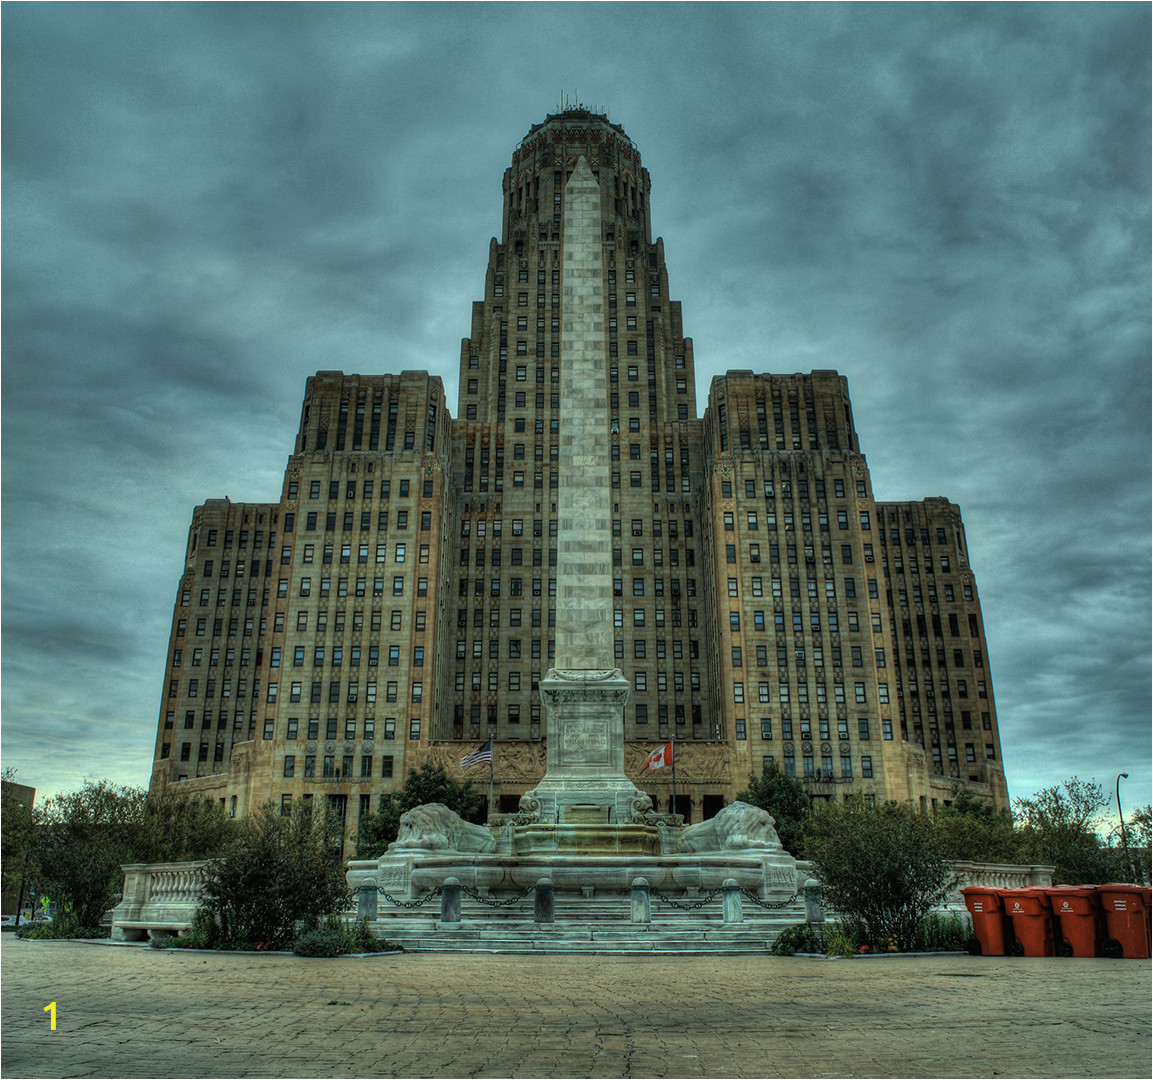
[395,852,793,899]
[511,823,660,857]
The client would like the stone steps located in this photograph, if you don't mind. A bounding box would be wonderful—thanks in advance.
[366,901,808,953]
[372,897,807,922]
[371,922,794,954]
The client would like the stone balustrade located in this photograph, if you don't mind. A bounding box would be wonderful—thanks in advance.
[786,860,1056,925]
[111,860,212,941]
[939,860,1055,913]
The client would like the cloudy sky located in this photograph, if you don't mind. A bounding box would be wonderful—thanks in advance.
[3,3,1149,814]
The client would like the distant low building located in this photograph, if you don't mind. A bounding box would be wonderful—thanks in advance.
[1,780,35,917]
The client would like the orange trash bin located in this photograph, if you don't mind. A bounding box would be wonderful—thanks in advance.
[1097,884,1151,958]
[961,886,1011,956]
[1002,888,1054,956]
[1046,885,1101,957]
[1145,886,1152,952]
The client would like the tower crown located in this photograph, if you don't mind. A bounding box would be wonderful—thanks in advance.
[516,109,637,157]
[503,111,650,246]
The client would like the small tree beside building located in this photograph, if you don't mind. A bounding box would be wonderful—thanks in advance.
[354,763,486,857]
[735,762,812,857]
[803,797,953,950]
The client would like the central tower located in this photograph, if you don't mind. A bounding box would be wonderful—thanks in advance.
[448,108,710,752]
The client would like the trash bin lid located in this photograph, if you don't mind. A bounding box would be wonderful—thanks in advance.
[1003,889,1051,914]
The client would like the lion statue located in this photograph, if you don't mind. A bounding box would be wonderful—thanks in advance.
[674,801,781,853]
[387,803,496,854]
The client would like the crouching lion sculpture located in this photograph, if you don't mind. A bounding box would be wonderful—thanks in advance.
[674,801,781,853]
[388,803,496,854]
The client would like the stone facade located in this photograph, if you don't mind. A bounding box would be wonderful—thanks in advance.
[148,109,1009,854]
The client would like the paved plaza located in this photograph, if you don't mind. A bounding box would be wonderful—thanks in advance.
[1,938,1149,1079]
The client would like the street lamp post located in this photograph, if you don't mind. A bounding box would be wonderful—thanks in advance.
[1115,772,1132,883]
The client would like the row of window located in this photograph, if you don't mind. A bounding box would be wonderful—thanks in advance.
[281,716,393,740]
[728,643,888,669]
[762,754,875,779]
[283,754,397,779]
[164,710,255,732]
[464,415,563,434]
[292,609,422,633]
[508,290,643,307]
[297,576,427,598]
[459,577,553,597]
[751,717,892,742]
[733,681,876,705]
[453,701,708,728]
[273,644,417,668]
[168,676,424,706]
[293,509,430,532]
[199,528,271,549]
[168,678,260,700]
[267,680,423,705]
[723,477,866,502]
[288,478,433,501]
[610,602,701,628]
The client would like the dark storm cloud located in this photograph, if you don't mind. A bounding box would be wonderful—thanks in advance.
[3,3,1148,808]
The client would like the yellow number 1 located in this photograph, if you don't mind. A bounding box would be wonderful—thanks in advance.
[44,1002,56,1030]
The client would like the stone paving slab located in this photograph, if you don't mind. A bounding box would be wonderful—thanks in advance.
[1,938,1149,1079]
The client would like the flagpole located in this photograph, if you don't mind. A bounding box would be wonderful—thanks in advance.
[671,730,677,820]
[488,748,494,821]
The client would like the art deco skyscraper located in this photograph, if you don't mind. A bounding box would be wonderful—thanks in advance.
[149,110,1009,850]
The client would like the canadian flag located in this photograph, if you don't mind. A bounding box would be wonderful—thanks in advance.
[644,741,673,772]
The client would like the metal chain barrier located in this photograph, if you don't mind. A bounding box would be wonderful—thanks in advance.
[739,888,801,910]
[368,886,444,909]
[651,887,722,911]
[461,883,535,907]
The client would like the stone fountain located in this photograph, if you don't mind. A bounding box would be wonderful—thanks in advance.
[346,664,800,908]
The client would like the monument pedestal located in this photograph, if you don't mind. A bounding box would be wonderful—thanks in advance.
[520,668,650,824]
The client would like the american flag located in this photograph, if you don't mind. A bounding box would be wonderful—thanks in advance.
[460,738,493,769]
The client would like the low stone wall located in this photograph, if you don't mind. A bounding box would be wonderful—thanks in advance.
[111,861,211,941]
[940,860,1055,913]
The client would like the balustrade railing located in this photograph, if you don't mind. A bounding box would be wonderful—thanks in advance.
[110,860,211,941]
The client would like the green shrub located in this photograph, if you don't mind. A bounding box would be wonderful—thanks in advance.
[293,915,396,956]
[803,798,953,951]
[342,916,392,953]
[772,916,963,956]
[165,908,219,950]
[771,922,827,955]
[294,924,345,957]
[823,924,862,957]
[200,800,349,947]
[15,918,105,940]
[908,912,969,952]
[16,922,56,940]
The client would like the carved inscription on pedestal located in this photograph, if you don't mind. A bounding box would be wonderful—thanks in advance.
[562,721,609,764]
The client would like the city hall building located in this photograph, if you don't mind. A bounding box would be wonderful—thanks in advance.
[148,110,1009,849]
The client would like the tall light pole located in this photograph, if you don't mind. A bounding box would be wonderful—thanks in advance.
[1115,772,1132,882]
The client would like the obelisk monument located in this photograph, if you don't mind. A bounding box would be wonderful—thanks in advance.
[521,158,648,824]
